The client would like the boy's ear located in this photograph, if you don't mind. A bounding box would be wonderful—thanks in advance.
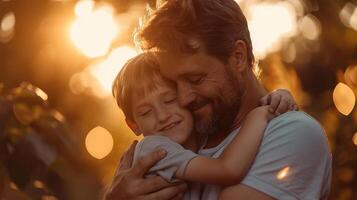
[125,118,141,136]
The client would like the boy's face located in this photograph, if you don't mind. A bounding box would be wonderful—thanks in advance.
[130,79,194,144]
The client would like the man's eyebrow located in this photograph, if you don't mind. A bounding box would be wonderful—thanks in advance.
[180,72,202,78]
[160,90,177,97]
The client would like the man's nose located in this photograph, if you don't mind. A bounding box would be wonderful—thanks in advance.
[177,83,196,108]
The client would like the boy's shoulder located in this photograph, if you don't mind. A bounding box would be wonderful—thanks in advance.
[138,135,175,147]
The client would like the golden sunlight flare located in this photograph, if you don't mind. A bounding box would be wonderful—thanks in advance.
[248,2,297,59]
[70,3,118,58]
[277,166,290,180]
[35,87,48,101]
[353,132,357,146]
[85,126,114,159]
[74,0,95,17]
[333,83,356,116]
[0,11,15,42]
[89,46,138,94]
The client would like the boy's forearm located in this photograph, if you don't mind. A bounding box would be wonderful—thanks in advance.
[177,156,245,186]
[219,111,269,181]
[176,112,269,186]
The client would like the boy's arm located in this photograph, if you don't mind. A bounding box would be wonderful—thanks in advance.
[176,106,274,186]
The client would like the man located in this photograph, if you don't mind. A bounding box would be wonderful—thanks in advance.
[105,0,332,199]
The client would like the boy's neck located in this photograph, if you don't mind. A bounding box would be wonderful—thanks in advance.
[182,132,201,152]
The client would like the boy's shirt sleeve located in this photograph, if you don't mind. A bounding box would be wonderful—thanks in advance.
[133,135,198,183]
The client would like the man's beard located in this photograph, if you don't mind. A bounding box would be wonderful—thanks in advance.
[194,93,242,137]
[194,74,244,137]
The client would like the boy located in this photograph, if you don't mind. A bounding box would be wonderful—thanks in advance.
[112,52,297,199]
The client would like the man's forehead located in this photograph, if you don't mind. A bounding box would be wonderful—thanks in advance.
[157,51,205,77]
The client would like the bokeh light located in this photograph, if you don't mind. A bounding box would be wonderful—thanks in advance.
[74,0,95,17]
[85,126,114,159]
[353,132,357,146]
[248,1,298,59]
[299,14,321,40]
[35,87,48,101]
[350,7,357,31]
[340,3,356,29]
[70,3,118,58]
[33,180,45,189]
[333,83,356,116]
[0,11,15,43]
[89,46,138,94]
[277,166,290,180]
[1,12,15,32]
[344,65,357,87]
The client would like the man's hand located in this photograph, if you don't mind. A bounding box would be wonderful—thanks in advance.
[104,141,187,200]
[260,89,299,115]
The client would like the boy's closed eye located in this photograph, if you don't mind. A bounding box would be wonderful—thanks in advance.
[138,108,152,117]
[164,97,177,104]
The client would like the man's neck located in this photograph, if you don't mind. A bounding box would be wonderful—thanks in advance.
[205,71,267,148]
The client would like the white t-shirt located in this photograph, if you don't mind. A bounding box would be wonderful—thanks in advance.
[198,111,332,200]
[133,111,332,200]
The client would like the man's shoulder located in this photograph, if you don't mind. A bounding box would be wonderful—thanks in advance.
[267,111,323,133]
[264,111,328,145]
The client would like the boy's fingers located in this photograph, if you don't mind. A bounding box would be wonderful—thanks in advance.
[131,149,167,177]
[269,94,281,113]
[275,98,290,115]
[288,104,295,111]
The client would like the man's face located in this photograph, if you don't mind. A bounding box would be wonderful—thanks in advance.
[159,51,244,136]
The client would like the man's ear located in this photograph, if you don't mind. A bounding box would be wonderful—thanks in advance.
[230,40,249,73]
[125,118,141,136]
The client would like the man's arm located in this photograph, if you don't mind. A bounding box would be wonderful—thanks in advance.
[220,184,276,200]
[104,141,187,200]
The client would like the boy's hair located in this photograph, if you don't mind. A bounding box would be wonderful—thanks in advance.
[112,52,167,120]
[137,0,254,66]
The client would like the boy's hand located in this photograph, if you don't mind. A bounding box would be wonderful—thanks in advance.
[259,89,298,115]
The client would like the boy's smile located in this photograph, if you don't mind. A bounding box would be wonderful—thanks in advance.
[130,79,194,145]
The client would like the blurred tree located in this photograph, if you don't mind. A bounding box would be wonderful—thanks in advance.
[0,83,102,200]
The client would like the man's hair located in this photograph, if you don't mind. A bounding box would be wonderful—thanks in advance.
[112,52,167,120]
[138,0,254,66]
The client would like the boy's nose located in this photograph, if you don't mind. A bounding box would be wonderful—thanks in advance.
[157,108,171,123]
